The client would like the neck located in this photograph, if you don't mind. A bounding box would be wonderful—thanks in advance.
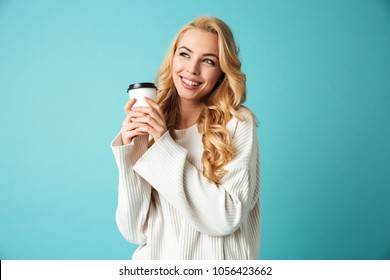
[176,99,204,129]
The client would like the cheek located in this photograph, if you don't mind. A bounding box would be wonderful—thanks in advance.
[172,57,185,73]
[206,70,222,86]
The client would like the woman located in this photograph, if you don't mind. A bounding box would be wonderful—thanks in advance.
[111,16,260,260]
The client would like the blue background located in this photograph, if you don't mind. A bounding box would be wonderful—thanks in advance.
[1,0,389,260]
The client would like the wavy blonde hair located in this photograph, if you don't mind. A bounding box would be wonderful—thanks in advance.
[155,16,248,184]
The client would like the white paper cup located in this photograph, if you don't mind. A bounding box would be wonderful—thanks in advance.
[127,82,157,107]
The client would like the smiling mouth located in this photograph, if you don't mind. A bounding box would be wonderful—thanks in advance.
[181,76,201,86]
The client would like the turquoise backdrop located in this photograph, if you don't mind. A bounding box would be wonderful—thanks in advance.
[1,0,389,260]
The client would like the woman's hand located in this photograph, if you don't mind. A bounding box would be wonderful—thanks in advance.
[130,97,167,142]
[121,98,149,145]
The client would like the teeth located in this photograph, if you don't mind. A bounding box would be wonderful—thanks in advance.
[182,77,200,86]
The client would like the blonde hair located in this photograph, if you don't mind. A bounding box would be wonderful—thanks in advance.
[155,16,248,184]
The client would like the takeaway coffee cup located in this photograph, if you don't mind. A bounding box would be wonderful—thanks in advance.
[127,82,157,107]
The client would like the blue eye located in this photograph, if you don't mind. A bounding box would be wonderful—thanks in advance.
[179,52,190,58]
[203,58,215,66]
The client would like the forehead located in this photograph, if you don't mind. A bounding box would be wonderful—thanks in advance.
[177,29,219,55]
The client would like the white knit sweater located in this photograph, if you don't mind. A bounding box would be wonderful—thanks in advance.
[111,110,261,260]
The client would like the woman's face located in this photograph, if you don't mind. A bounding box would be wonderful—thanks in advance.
[172,29,222,104]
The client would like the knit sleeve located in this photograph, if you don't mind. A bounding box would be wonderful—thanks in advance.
[111,134,152,244]
[132,111,260,236]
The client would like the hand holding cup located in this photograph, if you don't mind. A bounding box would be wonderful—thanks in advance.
[121,83,166,144]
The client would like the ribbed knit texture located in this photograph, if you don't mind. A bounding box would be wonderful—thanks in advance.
[111,110,261,260]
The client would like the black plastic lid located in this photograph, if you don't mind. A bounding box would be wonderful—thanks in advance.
[128,82,156,91]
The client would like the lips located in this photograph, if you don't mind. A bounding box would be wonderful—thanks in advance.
[180,76,202,89]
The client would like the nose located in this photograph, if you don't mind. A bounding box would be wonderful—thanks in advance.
[186,60,200,75]
[187,69,198,75]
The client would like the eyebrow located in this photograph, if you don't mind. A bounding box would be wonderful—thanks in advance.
[178,46,219,60]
